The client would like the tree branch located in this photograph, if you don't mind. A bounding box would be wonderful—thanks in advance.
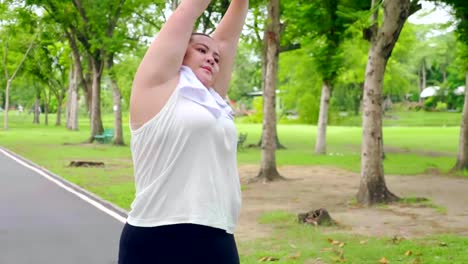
[279,43,301,53]
[72,0,89,26]
[3,37,9,80]
[107,0,126,38]
[10,33,37,81]
[363,0,380,41]
[409,0,422,16]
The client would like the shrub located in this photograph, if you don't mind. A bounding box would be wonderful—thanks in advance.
[424,97,437,111]
[435,102,448,112]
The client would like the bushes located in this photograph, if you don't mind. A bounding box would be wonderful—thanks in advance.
[435,102,448,112]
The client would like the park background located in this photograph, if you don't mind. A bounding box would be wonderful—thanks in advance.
[1,0,468,263]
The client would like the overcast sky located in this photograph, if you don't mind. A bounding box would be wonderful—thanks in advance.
[408,1,453,25]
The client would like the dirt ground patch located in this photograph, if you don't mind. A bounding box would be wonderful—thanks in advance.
[235,165,468,242]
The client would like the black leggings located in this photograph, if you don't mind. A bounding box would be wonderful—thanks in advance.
[118,223,240,264]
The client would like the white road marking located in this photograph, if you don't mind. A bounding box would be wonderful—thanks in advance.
[0,148,127,223]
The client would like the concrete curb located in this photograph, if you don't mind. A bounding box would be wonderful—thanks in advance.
[0,146,129,220]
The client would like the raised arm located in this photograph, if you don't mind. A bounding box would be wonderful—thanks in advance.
[211,0,249,97]
[133,0,212,90]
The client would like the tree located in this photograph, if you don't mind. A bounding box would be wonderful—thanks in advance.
[357,0,421,205]
[434,0,468,170]
[26,31,70,126]
[1,2,37,130]
[252,0,285,182]
[30,0,163,143]
[283,0,371,154]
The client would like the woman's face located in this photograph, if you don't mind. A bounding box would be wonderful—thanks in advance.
[182,35,220,88]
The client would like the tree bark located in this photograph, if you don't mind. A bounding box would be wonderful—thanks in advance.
[253,0,284,183]
[3,80,11,130]
[88,56,104,142]
[106,54,124,145]
[420,58,426,102]
[256,134,286,149]
[315,80,331,154]
[33,97,40,124]
[84,57,93,115]
[65,29,88,120]
[357,0,419,206]
[111,78,124,145]
[453,70,468,171]
[255,1,285,150]
[66,57,79,130]
[44,92,49,126]
[56,92,63,126]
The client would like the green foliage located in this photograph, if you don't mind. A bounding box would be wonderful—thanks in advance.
[436,101,448,111]
[384,23,419,100]
[245,96,263,124]
[283,0,371,85]
[258,211,296,224]
[112,50,145,110]
[278,48,321,121]
[297,94,319,124]
[228,43,262,102]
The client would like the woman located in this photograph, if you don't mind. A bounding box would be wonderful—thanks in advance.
[118,0,248,263]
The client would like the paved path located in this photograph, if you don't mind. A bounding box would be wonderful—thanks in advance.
[0,148,127,264]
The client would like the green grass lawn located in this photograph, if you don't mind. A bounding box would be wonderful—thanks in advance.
[1,110,467,263]
[0,111,463,208]
[331,110,462,127]
[239,211,468,263]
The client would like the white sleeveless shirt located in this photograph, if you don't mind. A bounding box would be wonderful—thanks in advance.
[127,66,241,234]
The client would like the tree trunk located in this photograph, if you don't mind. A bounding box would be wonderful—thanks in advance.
[89,57,104,142]
[33,97,40,124]
[420,58,426,102]
[442,67,447,84]
[255,3,285,150]
[452,70,468,171]
[67,59,80,130]
[43,89,50,126]
[3,80,11,130]
[256,133,286,149]
[111,78,124,145]
[44,100,49,126]
[253,0,284,183]
[353,83,363,116]
[84,60,93,115]
[65,30,87,125]
[357,0,419,206]
[56,92,63,126]
[315,80,331,154]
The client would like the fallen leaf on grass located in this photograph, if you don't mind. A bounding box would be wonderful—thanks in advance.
[287,252,301,260]
[258,256,279,262]
[378,257,389,264]
[390,235,405,244]
[328,238,342,245]
[331,256,346,263]
[405,250,412,256]
[410,258,422,264]
[359,240,369,244]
